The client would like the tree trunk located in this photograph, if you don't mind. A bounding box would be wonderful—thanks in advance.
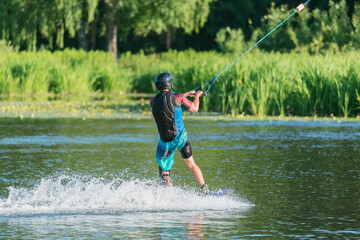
[77,20,88,51]
[165,25,172,50]
[105,1,118,61]
[89,17,97,50]
[106,20,118,61]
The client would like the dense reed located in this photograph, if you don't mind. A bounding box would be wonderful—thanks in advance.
[0,49,359,117]
[0,50,132,96]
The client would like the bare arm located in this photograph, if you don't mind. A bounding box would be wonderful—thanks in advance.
[183,90,196,98]
[188,90,204,113]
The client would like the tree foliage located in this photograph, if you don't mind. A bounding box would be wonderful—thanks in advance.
[129,0,214,50]
[351,3,360,49]
[215,27,248,54]
[0,0,359,55]
[0,0,98,50]
[134,0,213,36]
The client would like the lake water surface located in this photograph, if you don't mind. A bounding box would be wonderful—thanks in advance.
[0,118,359,239]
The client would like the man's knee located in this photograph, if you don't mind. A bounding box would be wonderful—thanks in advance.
[183,155,196,168]
[180,140,192,159]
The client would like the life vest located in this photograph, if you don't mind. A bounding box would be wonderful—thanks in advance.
[151,91,185,142]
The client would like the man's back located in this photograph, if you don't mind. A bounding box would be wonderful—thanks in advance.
[151,91,179,142]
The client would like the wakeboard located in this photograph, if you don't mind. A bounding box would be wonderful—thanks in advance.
[207,188,235,197]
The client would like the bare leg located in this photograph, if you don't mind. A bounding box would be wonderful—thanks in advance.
[183,155,205,186]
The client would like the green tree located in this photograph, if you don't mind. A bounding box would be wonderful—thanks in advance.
[250,3,296,52]
[350,3,360,49]
[215,27,248,54]
[0,0,54,50]
[134,0,214,50]
[60,0,99,50]
[101,0,140,61]
[0,0,97,50]
[289,7,313,51]
[311,0,353,52]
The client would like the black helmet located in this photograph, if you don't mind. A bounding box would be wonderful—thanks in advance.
[155,72,173,91]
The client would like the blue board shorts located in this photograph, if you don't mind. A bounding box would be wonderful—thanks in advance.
[156,129,188,171]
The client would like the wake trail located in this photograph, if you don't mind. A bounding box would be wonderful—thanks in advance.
[0,175,252,217]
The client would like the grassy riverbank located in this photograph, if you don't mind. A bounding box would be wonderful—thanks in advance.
[1,97,359,122]
[1,49,360,117]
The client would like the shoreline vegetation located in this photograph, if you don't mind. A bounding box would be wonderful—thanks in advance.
[0,49,360,119]
[1,96,359,122]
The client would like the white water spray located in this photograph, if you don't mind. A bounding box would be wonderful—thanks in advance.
[0,175,252,216]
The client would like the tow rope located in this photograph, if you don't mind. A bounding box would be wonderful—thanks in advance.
[193,0,311,95]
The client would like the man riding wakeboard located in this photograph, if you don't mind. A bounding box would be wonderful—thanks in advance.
[150,72,209,196]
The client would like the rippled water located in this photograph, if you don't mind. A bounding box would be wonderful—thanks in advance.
[0,118,359,239]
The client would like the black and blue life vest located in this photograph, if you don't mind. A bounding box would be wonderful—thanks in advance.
[151,91,185,142]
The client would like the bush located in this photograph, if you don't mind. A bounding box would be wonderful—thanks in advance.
[215,27,248,54]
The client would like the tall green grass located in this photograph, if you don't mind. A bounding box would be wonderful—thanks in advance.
[0,49,132,96]
[0,49,359,117]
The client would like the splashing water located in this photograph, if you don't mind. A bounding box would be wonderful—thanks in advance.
[0,175,252,216]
